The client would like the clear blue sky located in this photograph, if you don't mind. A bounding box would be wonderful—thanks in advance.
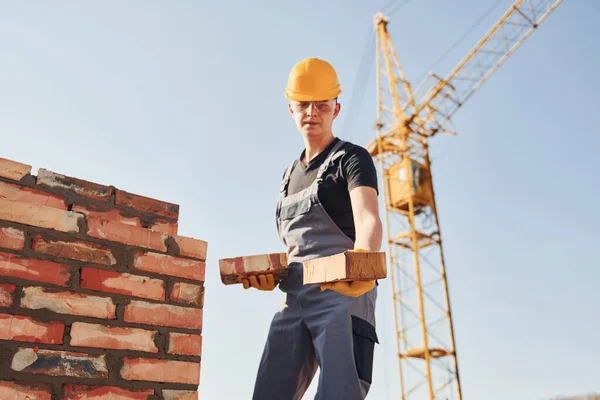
[1,1,598,399]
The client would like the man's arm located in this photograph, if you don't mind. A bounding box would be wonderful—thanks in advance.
[319,146,383,297]
[342,144,383,252]
[350,186,383,252]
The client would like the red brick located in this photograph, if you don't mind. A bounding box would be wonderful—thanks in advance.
[133,251,205,281]
[0,283,16,307]
[0,198,82,233]
[0,226,25,250]
[163,390,198,400]
[172,235,207,260]
[152,219,178,235]
[87,217,167,252]
[115,190,179,220]
[0,380,52,400]
[32,235,116,266]
[0,312,64,344]
[73,205,139,226]
[36,168,113,202]
[62,385,155,400]
[73,205,178,235]
[0,181,67,209]
[219,252,288,285]
[70,322,158,353]
[80,267,165,301]
[11,348,108,378]
[20,286,116,319]
[170,282,204,307]
[120,357,199,385]
[303,250,387,284]
[167,332,202,356]
[0,157,31,181]
[0,252,71,286]
[124,300,202,330]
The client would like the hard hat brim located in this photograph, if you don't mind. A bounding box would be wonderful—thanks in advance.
[285,87,342,102]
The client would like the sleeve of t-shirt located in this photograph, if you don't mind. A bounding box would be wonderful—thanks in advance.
[342,145,379,194]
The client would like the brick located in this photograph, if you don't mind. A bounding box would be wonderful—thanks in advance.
[20,286,116,319]
[32,235,116,266]
[70,322,158,353]
[172,235,207,260]
[0,380,52,400]
[87,217,167,252]
[163,390,198,400]
[74,205,141,227]
[36,168,113,202]
[133,251,205,282]
[0,157,31,181]
[124,300,202,330]
[80,267,165,301]
[120,357,199,385]
[115,190,179,220]
[0,252,71,286]
[0,198,82,233]
[0,226,25,250]
[170,282,204,307]
[302,250,387,284]
[11,347,108,378]
[73,205,178,235]
[0,181,67,209]
[62,385,155,400]
[0,283,16,307]
[167,332,202,356]
[152,220,178,235]
[0,313,64,344]
[219,252,288,285]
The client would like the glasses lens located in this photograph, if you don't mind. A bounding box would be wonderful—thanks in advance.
[292,101,332,113]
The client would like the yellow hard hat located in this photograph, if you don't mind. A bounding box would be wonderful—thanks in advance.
[285,57,341,102]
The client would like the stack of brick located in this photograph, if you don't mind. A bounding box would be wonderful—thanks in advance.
[0,157,206,400]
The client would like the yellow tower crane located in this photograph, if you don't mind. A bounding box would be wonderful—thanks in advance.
[366,1,564,399]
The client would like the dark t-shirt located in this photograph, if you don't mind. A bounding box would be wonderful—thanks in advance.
[282,137,379,242]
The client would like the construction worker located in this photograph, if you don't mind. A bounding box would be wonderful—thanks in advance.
[244,57,382,400]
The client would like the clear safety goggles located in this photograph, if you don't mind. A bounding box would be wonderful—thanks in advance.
[290,100,337,113]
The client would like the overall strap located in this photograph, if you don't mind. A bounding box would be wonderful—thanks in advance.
[279,160,296,196]
[316,139,347,183]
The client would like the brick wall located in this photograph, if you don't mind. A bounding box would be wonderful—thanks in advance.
[0,157,206,400]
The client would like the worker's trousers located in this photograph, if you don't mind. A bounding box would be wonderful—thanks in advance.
[252,139,379,400]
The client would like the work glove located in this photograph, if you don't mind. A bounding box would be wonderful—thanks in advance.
[320,248,376,297]
[242,274,277,291]
[320,280,375,297]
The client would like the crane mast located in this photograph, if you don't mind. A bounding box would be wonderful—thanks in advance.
[373,13,462,400]
[369,1,564,398]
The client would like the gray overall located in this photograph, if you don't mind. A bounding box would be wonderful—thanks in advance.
[252,139,379,400]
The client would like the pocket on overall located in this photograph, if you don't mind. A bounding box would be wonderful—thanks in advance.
[351,315,379,384]
[278,197,313,221]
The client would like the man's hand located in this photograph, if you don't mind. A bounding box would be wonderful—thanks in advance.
[320,248,375,297]
[242,274,277,291]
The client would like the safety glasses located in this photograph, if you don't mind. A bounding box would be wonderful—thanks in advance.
[290,100,336,113]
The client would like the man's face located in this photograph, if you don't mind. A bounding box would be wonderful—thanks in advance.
[288,99,341,138]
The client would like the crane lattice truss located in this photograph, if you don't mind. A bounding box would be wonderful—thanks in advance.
[366,1,563,399]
